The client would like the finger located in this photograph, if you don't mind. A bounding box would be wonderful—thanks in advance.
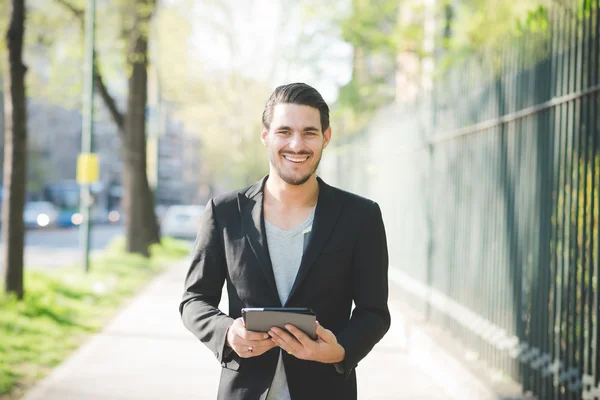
[244,330,271,341]
[245,343,277,358]
[237,340,276,357]
[270,336,294,355]
[270,327,301,354]
[269,327,297,344]
[248,338,278,349]
[237,345,255,358]
[253,341,278,354]
[285,324,312,345]
[233,340,273,358]
[315,321,335,342]
[269,328,290,349]
[232,318,270,341]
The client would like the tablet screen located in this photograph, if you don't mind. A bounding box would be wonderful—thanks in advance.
[242,308,317,340]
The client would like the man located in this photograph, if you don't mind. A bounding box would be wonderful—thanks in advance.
[180,82,390,400]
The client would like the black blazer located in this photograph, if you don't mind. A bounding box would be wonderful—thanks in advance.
[180,176,391,400]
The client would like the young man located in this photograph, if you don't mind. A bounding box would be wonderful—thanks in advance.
[180,83,390,400]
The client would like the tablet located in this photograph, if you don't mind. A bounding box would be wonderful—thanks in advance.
[242,307,317,340]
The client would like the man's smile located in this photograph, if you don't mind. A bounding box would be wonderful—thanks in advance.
[282,154,311,164]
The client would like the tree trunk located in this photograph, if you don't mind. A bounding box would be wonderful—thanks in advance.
[2,0,27,298]
[122,11,160,257]
[53,0,160,257]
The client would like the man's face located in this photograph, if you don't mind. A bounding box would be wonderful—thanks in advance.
[262,103,331,186]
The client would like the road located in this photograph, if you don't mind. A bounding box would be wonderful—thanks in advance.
[23,224,123,250]
[0,224,124,273]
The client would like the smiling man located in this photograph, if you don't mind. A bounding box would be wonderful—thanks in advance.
[180,83,391,400]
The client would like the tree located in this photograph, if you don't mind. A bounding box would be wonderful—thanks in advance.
[330,0,552,138]
[56,0,160,256]
[2,0,27,298]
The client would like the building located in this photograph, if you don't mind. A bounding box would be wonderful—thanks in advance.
[1,79,203,211]
[149,111,204,206]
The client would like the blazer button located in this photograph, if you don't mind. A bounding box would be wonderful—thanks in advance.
[215,351,219,358]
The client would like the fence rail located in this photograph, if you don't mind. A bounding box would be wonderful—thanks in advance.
[321,1,600,399]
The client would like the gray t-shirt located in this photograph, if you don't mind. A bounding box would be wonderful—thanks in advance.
[264,207,315,400]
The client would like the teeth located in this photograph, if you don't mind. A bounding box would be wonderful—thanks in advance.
[284,155,309,163]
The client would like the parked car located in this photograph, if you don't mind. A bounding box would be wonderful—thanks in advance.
[57,209,79,227]
[160,205,204,240]
[23,201,59,229]
[57,206,114,227]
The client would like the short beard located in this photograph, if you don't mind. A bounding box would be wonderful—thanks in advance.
[281,171,313,186]
[269,150,322,186]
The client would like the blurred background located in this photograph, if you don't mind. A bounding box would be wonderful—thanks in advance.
[2,0,600,399]
[0,0,555,268]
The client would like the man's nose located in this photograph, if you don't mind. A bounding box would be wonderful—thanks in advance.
[288,133,303,151]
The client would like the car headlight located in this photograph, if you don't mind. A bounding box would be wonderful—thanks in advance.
[108,211,120,222]
[37,214,50,227]
[71,213,83,225]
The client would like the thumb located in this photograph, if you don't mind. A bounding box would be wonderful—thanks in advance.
[316,321,334,342]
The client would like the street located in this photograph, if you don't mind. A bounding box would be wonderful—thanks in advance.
[23,224,123,250]
[0,224,124,273]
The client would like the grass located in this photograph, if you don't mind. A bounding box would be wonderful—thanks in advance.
[0,236,190,399]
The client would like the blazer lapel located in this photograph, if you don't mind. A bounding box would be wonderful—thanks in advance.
[285,177,344,305]
[239,176,281,304]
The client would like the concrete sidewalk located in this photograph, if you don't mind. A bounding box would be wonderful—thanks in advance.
[21,259,451,400]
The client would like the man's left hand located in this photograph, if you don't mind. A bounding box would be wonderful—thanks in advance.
[269,321,345,364]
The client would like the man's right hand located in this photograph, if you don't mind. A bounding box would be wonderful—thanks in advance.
[226,317,276,358]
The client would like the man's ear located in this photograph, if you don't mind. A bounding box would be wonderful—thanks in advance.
[261,125,269,147]
[322,126,332,149]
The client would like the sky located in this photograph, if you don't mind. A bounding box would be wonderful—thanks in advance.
[186,0,353,104]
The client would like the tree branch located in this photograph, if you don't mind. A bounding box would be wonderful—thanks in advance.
[53,0,83,21]
[94,69,125,132]
[53,0,126,134]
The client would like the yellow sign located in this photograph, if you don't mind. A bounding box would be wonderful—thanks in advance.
[77,153,99,184]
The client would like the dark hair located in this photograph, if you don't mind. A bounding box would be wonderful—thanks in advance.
[262,83,330,132]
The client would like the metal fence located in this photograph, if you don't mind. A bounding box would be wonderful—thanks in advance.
[319,1,600,399]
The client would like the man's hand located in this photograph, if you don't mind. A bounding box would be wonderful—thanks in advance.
[269,321,345,364]
[226,317,277,358]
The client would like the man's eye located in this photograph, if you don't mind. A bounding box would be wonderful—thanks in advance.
[278,131,290,135]
[305,132,318,136]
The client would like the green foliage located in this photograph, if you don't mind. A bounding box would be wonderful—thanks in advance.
[0,236,190,398]
[22,0,81,107]
[333,0,427,137]
[21,0,162,107]
[330,0,558,139]
[577,0,599,19]
[0,1,9,76]
[153,5,193,101]
[341,0,398,52]
[516,5,549,35]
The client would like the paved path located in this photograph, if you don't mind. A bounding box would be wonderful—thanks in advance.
[21,259,452,400]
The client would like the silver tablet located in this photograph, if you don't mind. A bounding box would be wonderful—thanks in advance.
[241,307,317,340]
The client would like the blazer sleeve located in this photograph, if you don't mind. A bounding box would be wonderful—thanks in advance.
[335,201,391,378]
[179,198,238,369]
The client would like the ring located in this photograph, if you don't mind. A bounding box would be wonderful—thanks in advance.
[248,346,253,353]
